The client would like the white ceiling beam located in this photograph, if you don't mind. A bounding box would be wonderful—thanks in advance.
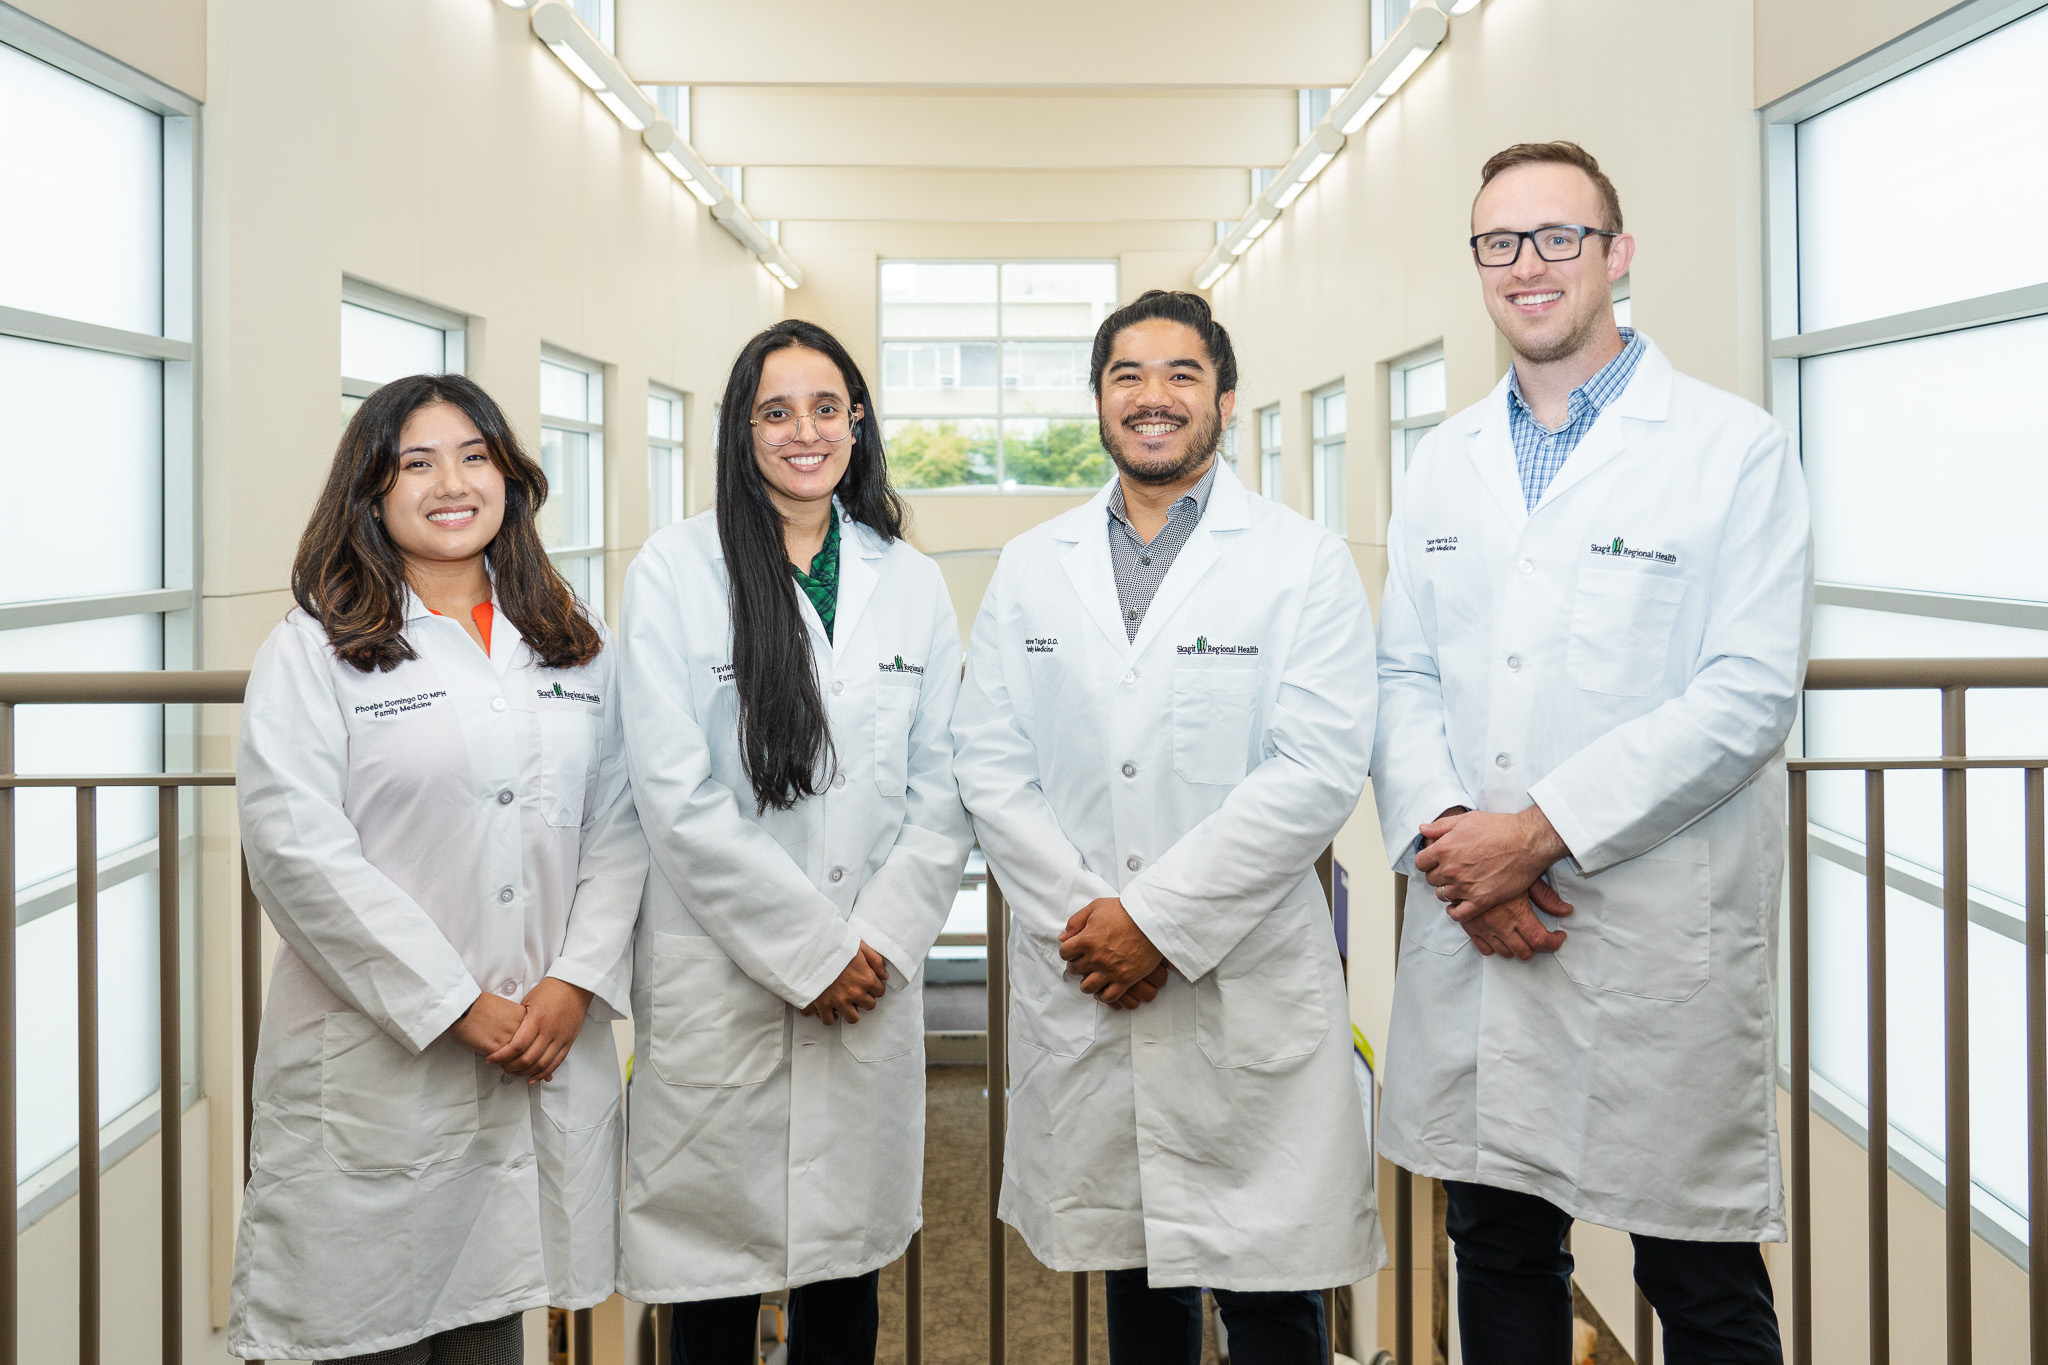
[742,166,1250,224]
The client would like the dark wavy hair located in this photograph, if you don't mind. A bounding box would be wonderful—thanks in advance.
[1089,289,1240,397]
[717,320,905,812]
[291,373,601,673]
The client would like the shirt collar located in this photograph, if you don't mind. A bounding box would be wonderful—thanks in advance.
[1507,326,1643,429]
[1107,456,1220,533]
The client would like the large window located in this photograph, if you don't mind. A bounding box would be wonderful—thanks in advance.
[340,282,465,425]
[1388,347,1445,509]
[647,384,687,533]
[1257,404,1283,501]
[1311,383,1346,534]
[0,11,198,1219]
[539,351,606,606]
[879,260,1117,491]
[1767,0,2048,1258]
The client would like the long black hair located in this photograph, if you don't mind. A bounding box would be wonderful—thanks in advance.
[716,320,906,812]
[292,374,600,673]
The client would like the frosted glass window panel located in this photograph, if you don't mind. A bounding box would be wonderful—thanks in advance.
[1392,358,1445,421]
[1315,441,1346,534]
[1796,7,2048,332]
[0,337,162,603]
[540,361,595,422]
[1314,389,1346,438]
[648,393,683,442]
[538,428,599,551]
[340,304,447,385]
[881,342,1000,417]
[1000,262,1118,338]
[649,447,684,531]
[552,553,602,610]
[15,875,163,1181]
[1802,316,2048,603]
[1002,342,1094,414]
[0,43,162,336]
[880,262,997,338]
[0,614,161,889]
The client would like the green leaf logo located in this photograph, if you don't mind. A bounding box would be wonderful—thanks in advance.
[1610,537,1624,554]
[1196,635,1209,652]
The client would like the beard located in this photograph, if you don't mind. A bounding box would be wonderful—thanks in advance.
[1101,403,1223,485]
[1503,292,1613,366]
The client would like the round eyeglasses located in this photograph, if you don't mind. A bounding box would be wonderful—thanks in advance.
[1469,224,1619,267]
[750,404,857,447]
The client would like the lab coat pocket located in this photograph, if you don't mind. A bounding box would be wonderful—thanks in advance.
[1195,915,1329,1068]
[841,961,923,1063]
[874,684,915,796]
[1171,662,1261,785]
[1401,876,1473,958]
[537,710,596,827]
[1549,836,1711,1002]
[318,1013,480,1172]
[650,933,788,1086]
[1564,568,1685,697]
[1008,927,1099,1058]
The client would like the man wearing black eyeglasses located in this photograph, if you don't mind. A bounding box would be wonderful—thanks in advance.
[1373,142,1812,1364]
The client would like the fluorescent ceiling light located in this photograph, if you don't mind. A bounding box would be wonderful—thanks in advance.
[642,121,726,207]
[1445,0,1483,12]
[1330,3,1446,134]
[713,198,775,256]
[530,2,657,131]
[1193,254,1233,290]
[500,0,537,8]
[1268,122,1346,208]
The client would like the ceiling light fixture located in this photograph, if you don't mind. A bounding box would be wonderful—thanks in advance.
[1444,0,1484,13]
[1268,122,1346,209]
[1331,4,1447,134]
[529,1,657,131]
[1193,254,1233,290]
[641,120,726,207]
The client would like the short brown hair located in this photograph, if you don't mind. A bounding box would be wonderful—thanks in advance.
[1477,141,1624,233]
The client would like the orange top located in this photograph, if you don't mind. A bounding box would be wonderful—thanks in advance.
[427,601,494,654]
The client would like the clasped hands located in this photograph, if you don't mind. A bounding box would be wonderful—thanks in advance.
[803,942,893,1026]
[448,977,593,1083]
[1059,898,1171,1010]
[1414,805,1576,961]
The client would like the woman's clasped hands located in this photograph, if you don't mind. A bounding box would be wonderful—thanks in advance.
[448,977,594,1083]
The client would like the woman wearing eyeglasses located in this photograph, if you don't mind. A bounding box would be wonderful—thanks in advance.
[617,320,972,1363]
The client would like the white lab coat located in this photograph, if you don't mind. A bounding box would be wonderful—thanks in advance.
[1373,335,1812,1241]
[951,460,1384,1291]
[616,510,973,1302]
[229,593,645,1360]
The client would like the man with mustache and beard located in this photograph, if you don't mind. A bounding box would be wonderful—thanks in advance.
[953,290,1383,1365]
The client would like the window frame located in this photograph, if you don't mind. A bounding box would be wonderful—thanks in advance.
[1257,403,1283,501]
[1310,381,1347,535]
[1387,344,1445,511]
[340,278,467,405]
[1760,0,2048,1267]
[538,345,608,606]
[876,257,1119,493]
[647,381,688,533]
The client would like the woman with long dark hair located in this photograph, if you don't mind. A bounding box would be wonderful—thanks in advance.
[618,321,971,1363]
[229,375,645,1363]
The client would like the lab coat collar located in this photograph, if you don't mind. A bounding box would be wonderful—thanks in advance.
[1053,456,1249,660]
[401,568,521,676]
[830,503,888,663]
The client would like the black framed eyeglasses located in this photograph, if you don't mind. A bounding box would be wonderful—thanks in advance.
[1469,224,1618,267]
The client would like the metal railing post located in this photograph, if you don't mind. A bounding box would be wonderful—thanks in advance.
[987,873,1007,1365]
[241,858,262,1184]
[159,786,182,1365]
[904,1229,923,1365]
[2026,765,2045,1365]
[1072,1272,1088,1365]
[1788,769,1811,1365]
[1390,872,1411,1365]
[1941,687,1971,1365]
[1634,1288,1654,1365]
[77,787,101,1365]
[0,701,15,1365]
[1865,770,1890,1365]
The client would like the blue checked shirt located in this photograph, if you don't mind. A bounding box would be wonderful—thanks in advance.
[1507,327,1645,511]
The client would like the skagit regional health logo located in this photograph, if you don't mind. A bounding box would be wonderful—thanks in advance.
[536,681,603,704]
[1590,535,1679,566]
[1175,634,1260,656]
[877,654,926,675]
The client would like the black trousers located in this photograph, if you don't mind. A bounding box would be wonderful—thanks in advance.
[1103,1267,1327,1365]
[1443,1181,1782,1365]
[670,1271,880,1365]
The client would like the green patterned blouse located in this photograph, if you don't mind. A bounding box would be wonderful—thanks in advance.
[789,509,841,641]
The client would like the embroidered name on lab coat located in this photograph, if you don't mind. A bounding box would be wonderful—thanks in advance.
[1175,636,1259,656]
[1424,536,1459,553]
[1024,637,1059,654]
[352,690,447,719]
[1590,536,1679,566]
[878,656,926,675]
[535,682,602,704]
[710,663,735,683]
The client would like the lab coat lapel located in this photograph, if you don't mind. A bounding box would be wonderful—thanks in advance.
[1128,460,1246,660]
[1530,338,1673,513]
[1055,483,1133,658]
[832,519,882,664]
[1466,378,1528,534]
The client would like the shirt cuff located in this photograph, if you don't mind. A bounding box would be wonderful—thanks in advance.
[403,979,483,1055]
[545,958,628,1023]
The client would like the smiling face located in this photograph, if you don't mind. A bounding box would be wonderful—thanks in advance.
[1471,160,1634,366]
[378,400,506,573]
[1096,318,1236,486]
[750,345,861,516]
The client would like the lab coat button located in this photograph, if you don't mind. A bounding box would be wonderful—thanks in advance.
[1517,559,1534,575]
[1122,762,1136,778]
[498,980,518,996]
[1126,855,1142,872]
[491,697,507,712]
[833,772,846,789]
[1125,609,1139,622]
[1495,753,1512,770]
[829,866,845,883]
[1122,672,1137,687]
[498,886,515,903]
[497,789,514,805]
[832,681,845,696]
[1506,655,1522,672]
